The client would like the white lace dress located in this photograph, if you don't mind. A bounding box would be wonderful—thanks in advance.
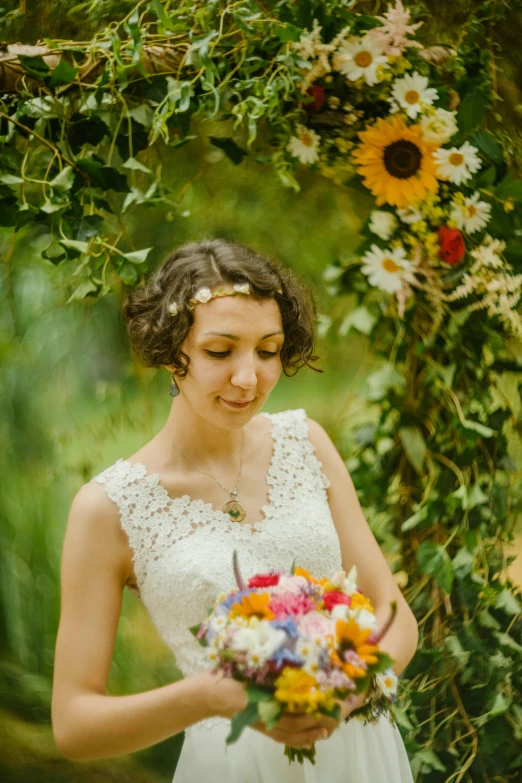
[92,408,414,783]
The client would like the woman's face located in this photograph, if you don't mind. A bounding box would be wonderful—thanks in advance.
[172,292,285,424]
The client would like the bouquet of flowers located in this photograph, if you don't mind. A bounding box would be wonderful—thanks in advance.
[190,551,397,765]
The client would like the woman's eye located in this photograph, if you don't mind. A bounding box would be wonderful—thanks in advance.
[205,350,278,359]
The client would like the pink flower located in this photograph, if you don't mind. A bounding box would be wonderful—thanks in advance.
[297,611,335,639]
[369,0,423,57]
[272,574,309,596]
[270,593,316,619]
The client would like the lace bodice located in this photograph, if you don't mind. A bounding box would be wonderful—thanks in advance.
[90,408,343,734]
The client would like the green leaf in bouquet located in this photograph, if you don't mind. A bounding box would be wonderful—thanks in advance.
[226,701,260,744]
[188,622,208,646]
[245,684,274,703]
[290,556,297,574]
[258,699,282,730]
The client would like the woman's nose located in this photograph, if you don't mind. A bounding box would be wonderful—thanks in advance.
[230,357,257,387]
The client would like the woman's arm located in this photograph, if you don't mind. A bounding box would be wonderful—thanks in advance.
[306,418,419,676]
[52,483,224,761]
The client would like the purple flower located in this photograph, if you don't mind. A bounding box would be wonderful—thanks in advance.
[268,647,302,668]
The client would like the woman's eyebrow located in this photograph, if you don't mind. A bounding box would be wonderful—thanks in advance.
[202,331,284,340]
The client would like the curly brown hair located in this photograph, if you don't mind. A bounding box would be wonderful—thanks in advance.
[122,238,323,379]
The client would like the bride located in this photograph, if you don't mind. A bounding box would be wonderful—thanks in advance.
[52,238,417,781]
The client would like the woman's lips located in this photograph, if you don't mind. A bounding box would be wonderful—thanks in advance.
[220,398,253,409]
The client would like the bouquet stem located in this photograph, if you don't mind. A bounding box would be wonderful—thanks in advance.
[284,744,317,765]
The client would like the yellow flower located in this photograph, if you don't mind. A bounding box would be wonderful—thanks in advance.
[353,116,439,208]
[229,591,274,621]
[275,668,330,713]
[350,593,375,613]
[504,199,515,213]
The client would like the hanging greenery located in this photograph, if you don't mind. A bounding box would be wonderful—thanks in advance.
[2,1,522,780]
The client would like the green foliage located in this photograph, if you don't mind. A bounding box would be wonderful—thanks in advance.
[1,2,522,781]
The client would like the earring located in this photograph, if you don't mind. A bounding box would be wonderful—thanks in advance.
[170,374,180,397]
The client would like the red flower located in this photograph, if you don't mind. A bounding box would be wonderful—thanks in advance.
[322,591,352,611]
[248,573,280,588]
[438,226,465,266]
[304,84,326,115]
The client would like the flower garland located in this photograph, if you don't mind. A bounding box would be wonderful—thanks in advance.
[284,0,522,336]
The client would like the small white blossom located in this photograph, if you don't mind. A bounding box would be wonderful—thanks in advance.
[420,108,458,144]
[333,35,389,86]
[390,71,438,119]
[397,205,423,224]
[233,282,251,295]
[369,210,398,240]
[167,301,179,316]
[361,244,417,294]
[434,142,481,185]
[450,192,492,234]
[193,287,213,303]
[287,125,320,164]
[375,670,398,698]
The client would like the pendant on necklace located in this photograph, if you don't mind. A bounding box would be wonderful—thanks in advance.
[223,499,247,522]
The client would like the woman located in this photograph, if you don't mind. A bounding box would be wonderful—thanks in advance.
[52,238,417,781]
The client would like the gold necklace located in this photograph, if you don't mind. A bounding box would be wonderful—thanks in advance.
[168,431,247,522]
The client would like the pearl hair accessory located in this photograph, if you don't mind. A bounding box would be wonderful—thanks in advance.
[167,281,283,316]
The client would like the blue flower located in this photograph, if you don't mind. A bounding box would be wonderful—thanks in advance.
[271,616,299,639]
[269,647,302,667]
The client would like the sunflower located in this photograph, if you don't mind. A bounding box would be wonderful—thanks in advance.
[352,115,439,208]
[274,667,331,713]
[336,618,379,666]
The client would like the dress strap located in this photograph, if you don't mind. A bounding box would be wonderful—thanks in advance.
[263,408,331,501]
[90,459,156,589]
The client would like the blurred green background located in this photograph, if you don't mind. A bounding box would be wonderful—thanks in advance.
[0,145,385,781]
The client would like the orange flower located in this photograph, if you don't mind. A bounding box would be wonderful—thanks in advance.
[294,566,322,586]
[229,591,275,620]
[336,618,379,666]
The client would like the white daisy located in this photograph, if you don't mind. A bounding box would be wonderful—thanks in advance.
[375,670,398,698]
[420,107,458,144]
[287,124,320,164]
[390,71,438,119]
[397,205,423,224]
[450,192,492,234]
[369,210,398,240]
[332,35,389,87]
[434,141,481,185]
[361,244,416,293]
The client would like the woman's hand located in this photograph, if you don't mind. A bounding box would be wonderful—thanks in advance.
[211,674,337,748]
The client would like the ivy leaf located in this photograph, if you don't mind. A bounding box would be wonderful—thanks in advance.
[417,542,454,593]
[471,130,503,163]
[67,279,97,303]
[496,177,522,201]
[48,58,78,87]
[124,247,153,264]
[277,24,301,42]
[17,54,50,79]
[457,87,487,134]
[49,166,75,193]
[121,157,152,174]
[339,306,376,336]
[494,588,521,616]
[399,426,426,475]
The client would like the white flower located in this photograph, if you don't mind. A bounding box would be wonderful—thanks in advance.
[193,286,213,303]
[333,35,389,87]
[287,125,320,164]
[229,620,286,666]
[396,205,423,224]
[450,192,492,234]
[375,669,398,698]
[233,282,251,295]
[296,638,323,673]
[342,565,358,596]
[353,609,377,631]
[331,604,351,622]
[361,244,416,294]
[369,210,398,240]
[167,301,179,315]
[434,141,481,185]
[390,71,438,119]
[420,108,458,144]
